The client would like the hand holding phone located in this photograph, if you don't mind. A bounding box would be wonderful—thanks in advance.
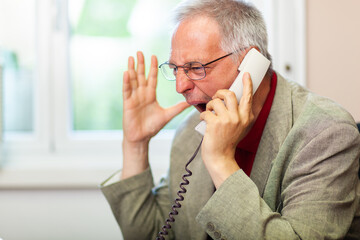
[195,48,271,135]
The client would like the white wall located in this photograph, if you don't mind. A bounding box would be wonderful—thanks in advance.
[307,0,360,122]
[0,148,169,240]
[0,189,123,240]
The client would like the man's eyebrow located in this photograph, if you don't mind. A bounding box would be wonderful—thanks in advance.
[168,58,206,65]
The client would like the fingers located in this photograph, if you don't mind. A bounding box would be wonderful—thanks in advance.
[200,110,217,123]
[127,51,158,89]
[127,51,146,91]
[136,51,146,86]
[148,55,158,89]
[242,72,253,99]
[123,71,131,100]
[212,90,238,112]
[206,98,227,116]
[239,72,253,117]
[237,72,254,129]
[206,89,238,116]
[201,73,254,131]
[127,56,138,90]
[202,88,238,128]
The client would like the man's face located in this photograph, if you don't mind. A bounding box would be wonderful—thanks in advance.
[170,16,240,112]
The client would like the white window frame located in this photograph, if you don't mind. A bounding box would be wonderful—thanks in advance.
[0,0,306,188]
[1,0,52,155]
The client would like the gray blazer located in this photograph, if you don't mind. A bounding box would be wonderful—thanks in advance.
[101,74,360,240]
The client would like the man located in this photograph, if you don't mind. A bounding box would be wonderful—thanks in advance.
[101,0,360,239]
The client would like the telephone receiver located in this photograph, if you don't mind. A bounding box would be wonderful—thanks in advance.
[195,48,271,135]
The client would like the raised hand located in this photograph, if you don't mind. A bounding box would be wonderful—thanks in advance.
[121,51,189,179]
[123,51,189,143]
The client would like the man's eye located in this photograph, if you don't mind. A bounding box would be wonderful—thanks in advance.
[191,66,202,70]
[190,66,204,73]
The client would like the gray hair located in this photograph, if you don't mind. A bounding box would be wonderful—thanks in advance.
[172,0,272,63]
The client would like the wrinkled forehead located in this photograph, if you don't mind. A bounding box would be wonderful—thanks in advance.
[170,16,224,63]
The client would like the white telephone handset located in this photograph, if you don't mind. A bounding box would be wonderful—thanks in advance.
[195,48,271,135]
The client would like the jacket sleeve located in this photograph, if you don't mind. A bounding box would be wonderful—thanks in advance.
[196,123,360,240]
[100,168,174,240]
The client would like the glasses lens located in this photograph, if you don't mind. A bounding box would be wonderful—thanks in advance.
[160,63,176,81]
[184,62,205,80]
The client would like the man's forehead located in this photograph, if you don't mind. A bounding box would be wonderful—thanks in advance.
[169,48,211,64]
[169,18,223,64]
[172,16,220,40]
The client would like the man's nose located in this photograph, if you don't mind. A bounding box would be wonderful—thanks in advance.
[176,69,194,94]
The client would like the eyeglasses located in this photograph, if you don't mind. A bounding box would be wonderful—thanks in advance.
[159,52,234,81]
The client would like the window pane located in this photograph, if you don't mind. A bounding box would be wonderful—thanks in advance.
[0,0,36,133]
[69,0,191,131]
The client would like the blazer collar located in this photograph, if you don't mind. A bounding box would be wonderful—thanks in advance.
[250,72,293,196]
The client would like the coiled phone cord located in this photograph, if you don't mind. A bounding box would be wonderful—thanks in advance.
[156,138,203,240]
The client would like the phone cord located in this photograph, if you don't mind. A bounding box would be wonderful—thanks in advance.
[156,138,203,240]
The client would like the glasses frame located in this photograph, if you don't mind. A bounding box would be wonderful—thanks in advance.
[159,52,234,81]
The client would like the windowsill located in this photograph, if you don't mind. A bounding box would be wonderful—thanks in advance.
[0,155,170,190]
[0,131,174,189]
[0,158,121,189]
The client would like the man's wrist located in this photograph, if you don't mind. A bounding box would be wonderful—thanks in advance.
[205,156,240,189]
[121,139,150,180]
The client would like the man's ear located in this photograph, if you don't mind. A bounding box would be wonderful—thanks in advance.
[238,46,260,62]
[252,46,261,52]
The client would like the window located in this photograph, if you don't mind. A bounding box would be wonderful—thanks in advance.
[0,0,305,185]
[0,0,36,134]
[1,0,189,160]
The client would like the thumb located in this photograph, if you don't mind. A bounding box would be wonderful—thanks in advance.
[164,101,191,122]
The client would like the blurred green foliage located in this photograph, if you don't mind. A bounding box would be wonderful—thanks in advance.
[70,0,191,131]
[75,0,136,37]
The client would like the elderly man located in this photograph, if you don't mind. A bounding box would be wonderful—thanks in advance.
[101,0,360,239]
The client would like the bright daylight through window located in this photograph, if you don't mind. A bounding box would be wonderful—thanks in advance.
[0,0,192,160]
[0,0,35,135]
[69,0,191,131]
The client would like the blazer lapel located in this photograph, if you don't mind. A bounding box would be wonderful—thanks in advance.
[250,73,293,196]
[188,150,214,240]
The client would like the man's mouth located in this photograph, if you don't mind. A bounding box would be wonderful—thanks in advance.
[183,94,210,112]
[195,103,207,112]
